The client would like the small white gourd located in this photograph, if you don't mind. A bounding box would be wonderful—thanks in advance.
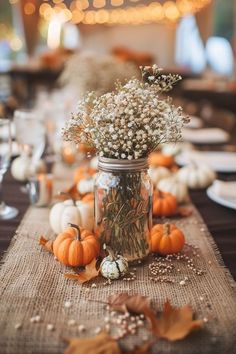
[49,199,94,233]
[100,245,129,280]
[148,166,171,184]
[77,176,95,195]
[157,176,189,204]
[177,163,216,189]
[161,142,193,156]
[11,155,46,182]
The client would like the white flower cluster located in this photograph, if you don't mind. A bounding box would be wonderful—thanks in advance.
[60,52,139,98]
[141,65,182,92]
[63,66,189,160]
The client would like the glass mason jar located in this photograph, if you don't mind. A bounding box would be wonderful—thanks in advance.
[94,157,152,262]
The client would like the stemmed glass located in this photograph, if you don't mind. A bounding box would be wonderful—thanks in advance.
[14,109,46,177]
[0,119,18,219]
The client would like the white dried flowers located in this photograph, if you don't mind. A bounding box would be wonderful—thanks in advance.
[63,65,189,160]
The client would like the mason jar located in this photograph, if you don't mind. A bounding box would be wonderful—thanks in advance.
[94,157,152,262]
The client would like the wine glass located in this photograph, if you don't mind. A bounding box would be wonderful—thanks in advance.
[0,119,18,219]
[14,109,46,176]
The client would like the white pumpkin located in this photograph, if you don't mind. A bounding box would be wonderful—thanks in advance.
[11,155,46,182]
[49,199,94,233]
[77,176,95,195]
[177,163,216,189]
[100,246,129,280]
[90,156,98,170]
[161,142,193,156]
[157,176,189,203]
[148,166,171,185]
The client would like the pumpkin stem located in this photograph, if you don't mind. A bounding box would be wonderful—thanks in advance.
[59,192,76,205]
[157,189,164,199]
[68,223,81,240]
[163,223,171,236]
[103,244,116,261]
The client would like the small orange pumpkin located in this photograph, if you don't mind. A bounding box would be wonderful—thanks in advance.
[148,152,174,168]
[73,166,97,184]
[150,223,185,255]
[53,224,100,267]
[78,143,96,154]
[153,190,177,217]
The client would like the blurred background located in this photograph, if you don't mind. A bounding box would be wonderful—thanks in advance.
[0,0,235,124]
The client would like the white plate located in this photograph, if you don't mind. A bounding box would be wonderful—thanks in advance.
[183,128,229,144]
[207,184,236,210]
[176,151,236,173]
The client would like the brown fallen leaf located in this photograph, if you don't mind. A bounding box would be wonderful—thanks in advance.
[154,300,203,341]
[55,184,81,201]
[39,236,53,253]
[64,332,121,354]
[108,293,157,332]
[65,258,100,284]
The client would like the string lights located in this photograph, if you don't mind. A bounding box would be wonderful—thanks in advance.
[15,0,212,25]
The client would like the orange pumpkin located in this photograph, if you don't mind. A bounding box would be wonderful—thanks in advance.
[53,224,100,267]
[148,152,174,168]
[78,143,96,154]
[150,223,185,255]
[73,166,97,184]
[153,190,177,217]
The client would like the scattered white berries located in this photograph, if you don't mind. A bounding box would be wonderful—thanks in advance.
[47,324,54,331]
[94,326,102,334]
[14,323,22,330]
[68,319,76,326]
[179,280,186,286]
[78,324,86,332]
[30,315,41,323]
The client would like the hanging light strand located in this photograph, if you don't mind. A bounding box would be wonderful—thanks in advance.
[38,0,212,25]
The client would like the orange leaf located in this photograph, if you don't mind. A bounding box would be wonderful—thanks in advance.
[153,300,203,341]
[55,184,81,201]
[39,236,53,253]
[64,332,121,354]
[65,258,99,284]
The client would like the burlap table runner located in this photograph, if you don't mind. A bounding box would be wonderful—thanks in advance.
[0,170,236,354]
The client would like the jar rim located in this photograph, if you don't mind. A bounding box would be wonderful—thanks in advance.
[98,157,148,172]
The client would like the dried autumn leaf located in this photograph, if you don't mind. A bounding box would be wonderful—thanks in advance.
[55,184,81,201]
[154,300,203,341]
[64,332,121,354]
[39,236,53,253]
[108,293,157,331]
[65,258,100,284]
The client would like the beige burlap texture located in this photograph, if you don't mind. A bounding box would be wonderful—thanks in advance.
[0,172,236,354]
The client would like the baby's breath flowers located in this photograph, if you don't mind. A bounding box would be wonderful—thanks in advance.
[63,65,188,159]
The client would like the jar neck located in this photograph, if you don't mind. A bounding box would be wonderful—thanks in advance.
[98,157,148,172]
